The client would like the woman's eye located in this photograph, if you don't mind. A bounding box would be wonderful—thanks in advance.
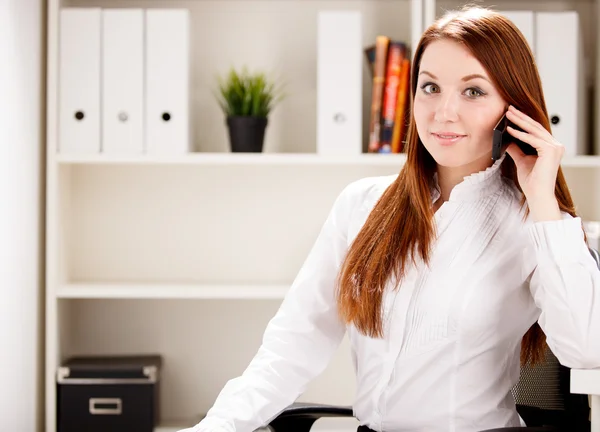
[465,87,484,98]
[421,83,439,94]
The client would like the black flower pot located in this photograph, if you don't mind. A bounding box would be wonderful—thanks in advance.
[226,116,268,153]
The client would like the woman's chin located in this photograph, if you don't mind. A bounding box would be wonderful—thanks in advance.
[425,145,493,169]
[425,149,465,168]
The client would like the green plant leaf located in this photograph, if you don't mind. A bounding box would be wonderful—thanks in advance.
[215,67,285,117]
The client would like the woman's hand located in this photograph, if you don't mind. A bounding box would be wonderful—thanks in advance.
[504,105,563,222]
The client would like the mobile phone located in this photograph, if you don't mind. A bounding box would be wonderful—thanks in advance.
[492,113,537,161]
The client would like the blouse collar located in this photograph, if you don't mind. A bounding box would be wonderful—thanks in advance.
[430,153,506,203]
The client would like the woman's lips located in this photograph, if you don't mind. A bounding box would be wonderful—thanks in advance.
[431,132,466,146]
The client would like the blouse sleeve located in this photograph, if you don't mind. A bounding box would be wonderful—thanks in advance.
[189,179,368,432]
[525,213,600,369]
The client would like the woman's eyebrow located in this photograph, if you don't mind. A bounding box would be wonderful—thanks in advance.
[418,70,491,83]
[461,73,490,83]
[419,70,437,79]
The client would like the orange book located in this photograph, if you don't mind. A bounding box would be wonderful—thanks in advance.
[391,58,411,153]
[379,42,406,153]
[367,36,390,153]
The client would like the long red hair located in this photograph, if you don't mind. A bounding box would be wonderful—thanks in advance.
[336,6,578,365]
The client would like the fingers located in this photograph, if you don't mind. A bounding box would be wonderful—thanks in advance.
[505,142,526,165]
[506,125,544,151]
[504,105,564,162]
[506,105,550,138]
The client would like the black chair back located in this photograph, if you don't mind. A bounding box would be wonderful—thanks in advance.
[512,347,589,431]
[511,246,599,431]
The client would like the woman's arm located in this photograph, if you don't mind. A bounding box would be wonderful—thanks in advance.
[188,179,367,432]
[526,214,600,369]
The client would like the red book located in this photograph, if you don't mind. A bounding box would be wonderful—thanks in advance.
[379,42,406,153]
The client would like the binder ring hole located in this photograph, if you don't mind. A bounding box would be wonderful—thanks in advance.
[74,111,85,121]
[162,112,171,122]
[551,115,560,125]
[118,112,129,122]
[333,113,346,123]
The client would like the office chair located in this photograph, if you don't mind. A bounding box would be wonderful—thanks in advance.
[267,248,600,432]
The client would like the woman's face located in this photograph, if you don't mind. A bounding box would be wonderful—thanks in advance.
[413,39,507,170]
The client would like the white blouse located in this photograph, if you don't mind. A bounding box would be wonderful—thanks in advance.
[189,156,600,432]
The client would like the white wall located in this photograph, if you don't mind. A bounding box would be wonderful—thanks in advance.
[0,0,45,430]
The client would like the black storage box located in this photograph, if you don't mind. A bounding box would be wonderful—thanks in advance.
[57,355,162,432]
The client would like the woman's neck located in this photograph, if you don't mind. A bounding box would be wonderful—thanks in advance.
[435,154,494,202]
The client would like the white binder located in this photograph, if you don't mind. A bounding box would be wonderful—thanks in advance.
[500,11,534,52]
[58,8,101,153]
[535,12,586,155]
[145,9,190,154]
[316,11,362,156]
[102,9,144,154]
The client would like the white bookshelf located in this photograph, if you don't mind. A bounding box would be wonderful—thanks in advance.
[55,152,600,167]
[55,152,409,166]
[57,283,290,299]
[45,1,600,432]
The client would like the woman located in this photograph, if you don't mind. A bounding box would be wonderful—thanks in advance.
[185,6,600,432]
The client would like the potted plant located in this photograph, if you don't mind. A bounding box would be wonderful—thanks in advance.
[216,67,284,153]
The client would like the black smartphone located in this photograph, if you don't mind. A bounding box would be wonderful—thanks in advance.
[492,113,536,161]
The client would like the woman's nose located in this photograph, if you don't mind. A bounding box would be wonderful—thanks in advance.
[433,93,459,123]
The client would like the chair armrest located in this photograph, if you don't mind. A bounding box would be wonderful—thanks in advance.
[571,368,600,396]
[268,402,354,432]
[571,368,600,432]
[274,402,353,419]
[478,428,556,432]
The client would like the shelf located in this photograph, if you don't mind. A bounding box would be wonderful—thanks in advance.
[56,282,290,299]
[560,155,600,167]
[55,152,408,166]
[54,152,600,167]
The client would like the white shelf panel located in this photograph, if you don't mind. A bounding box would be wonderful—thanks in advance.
[54,152,600,167]
[57,283,289,299]
[561,155,600,167]
[55,152,407,166]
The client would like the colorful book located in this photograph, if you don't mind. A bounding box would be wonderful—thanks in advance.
[379,42,407,153]
[391,57,411,153]
[367,36,390,153]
